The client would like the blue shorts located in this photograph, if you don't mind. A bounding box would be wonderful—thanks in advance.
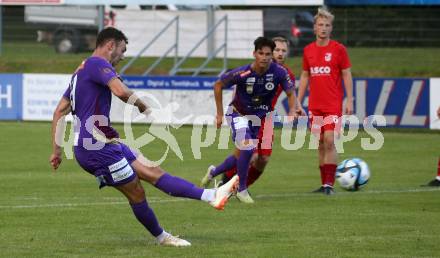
[74,142,139,188]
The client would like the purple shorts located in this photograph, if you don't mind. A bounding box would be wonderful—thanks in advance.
[226,111,262,149]
[74,142,139,188]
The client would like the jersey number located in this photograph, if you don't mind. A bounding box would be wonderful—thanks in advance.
[69,74,78,114]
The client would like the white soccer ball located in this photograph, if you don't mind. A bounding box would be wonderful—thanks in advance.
[336,158,370,191]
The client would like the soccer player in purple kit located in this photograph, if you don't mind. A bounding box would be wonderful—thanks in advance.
[49,27,238,247]
[200,37,303,203]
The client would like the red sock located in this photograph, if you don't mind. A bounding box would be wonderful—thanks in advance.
[323,164,337,186]
[319,165,324,185]
[247,165,263,186]
[437,158,440,177]
[224,166,237,180]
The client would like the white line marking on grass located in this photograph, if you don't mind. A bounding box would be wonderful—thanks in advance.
[0,198,190,209]
[0,187,438,209]
[255,187,440,199]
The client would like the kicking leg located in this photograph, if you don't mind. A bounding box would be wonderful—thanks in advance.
[131,157,238,210]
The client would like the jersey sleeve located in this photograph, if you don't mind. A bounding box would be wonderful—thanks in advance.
[219,67,243,88]
[302,48,310,72]
[62,85,71,99]
[280,68,294,93]
[89,59,118,87]
[339,45,351,70]
[286,67,295,82]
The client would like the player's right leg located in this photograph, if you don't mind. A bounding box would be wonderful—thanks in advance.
[312,137,326,193]
[114,177,190,247]
[74,144,190,247]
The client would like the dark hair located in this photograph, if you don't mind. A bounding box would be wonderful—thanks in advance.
[254,36,275,52]
[96,27,128,48]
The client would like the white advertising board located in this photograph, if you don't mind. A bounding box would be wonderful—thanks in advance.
[429,78,440,129]
[22,74,71,121]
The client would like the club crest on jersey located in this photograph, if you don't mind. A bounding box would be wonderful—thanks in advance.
[325,53,332,62]
[265,82,275,91]
[246,77,255,94]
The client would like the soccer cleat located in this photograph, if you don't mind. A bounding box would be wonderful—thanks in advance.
[210,175,239,210]
[425,179,440,187]
[200,165,215,187]
[159,234,191,247]
[312,186,325,193]
[236,189,255,204]
[323,186,335,195]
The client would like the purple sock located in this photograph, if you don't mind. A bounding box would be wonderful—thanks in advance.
[130,200,163,237]
[155,173,203,200]
[211,155,237,177]
[237,149,254,192]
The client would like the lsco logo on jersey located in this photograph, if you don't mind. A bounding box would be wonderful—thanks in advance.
[310,66,331,75]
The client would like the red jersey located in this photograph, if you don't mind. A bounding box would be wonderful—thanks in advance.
[271,63,295,111]
[302,40,351,113]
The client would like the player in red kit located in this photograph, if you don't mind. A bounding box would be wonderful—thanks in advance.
[297,7,354,195]
[423,106,440,186]
[211,37,301,188]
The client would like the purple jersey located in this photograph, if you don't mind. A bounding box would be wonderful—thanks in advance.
[63,57,119,147]
[220,62,294,118]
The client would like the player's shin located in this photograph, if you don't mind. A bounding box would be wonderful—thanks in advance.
[211,155,237,177]
[246,165,263,186]
[130,200,163,237]
[237,149,254,191]
[154,173,204,200]
[437,157,440,178]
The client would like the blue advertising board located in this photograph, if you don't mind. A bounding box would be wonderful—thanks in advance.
[122,75,217,90]
[0,74,22,120]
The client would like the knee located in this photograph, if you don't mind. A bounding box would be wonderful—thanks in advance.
[323,136,335,151]
[126,183,146,203]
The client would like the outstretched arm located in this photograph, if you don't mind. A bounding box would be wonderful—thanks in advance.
[50,97,71,170]
[108,78,150,115]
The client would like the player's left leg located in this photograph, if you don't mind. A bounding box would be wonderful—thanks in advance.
[121,143,238,210]
[321,131,337,195]
[321,116,341,195]
[246,114,273,186]
[424,157,440,186]
[220,152,269,186]
[247,154,270,186]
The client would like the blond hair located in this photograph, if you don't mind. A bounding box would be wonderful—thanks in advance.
[272,36,289,46]
[314,7,334,24]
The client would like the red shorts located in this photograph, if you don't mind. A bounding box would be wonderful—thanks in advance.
[308,110,342,136]
[256,115,274,156]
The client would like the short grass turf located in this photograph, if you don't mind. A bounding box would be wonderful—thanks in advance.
[0,121,439,258]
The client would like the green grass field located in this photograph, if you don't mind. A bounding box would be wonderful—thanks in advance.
[2,41,440,77]
[0,121,439,258]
